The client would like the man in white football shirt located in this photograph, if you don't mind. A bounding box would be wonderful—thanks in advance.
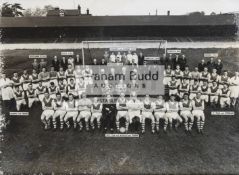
[64,93,78,129]
[126,91,142,132]
[52,93,66,130]
[90,97,103,130]
[116,93,129,132]
[179,93,193,133]
[209,81,219,107]
[26,83,38,108]
[192,92,205,134]
[154,95,166,133]
[41,92,54,130]
[141,94,155,133]
[164,95,182,132]
[13,85,26,111]
[219,84,231,108]
[77,93,92,131]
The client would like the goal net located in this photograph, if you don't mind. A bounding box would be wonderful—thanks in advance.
[81,40,167,65]
[80,40,166,98]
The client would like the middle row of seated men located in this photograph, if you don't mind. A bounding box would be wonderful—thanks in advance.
[12,64,237,90]
[12,71,236,111]
[10,61,239,108]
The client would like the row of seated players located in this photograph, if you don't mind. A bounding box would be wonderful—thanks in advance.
[11,65,239,108]
[14,87,216,135]
[13,76,235,112]
[12,63,236,89]
[12,64,238,91]
[164,65,239,107]
[12,63,230,87]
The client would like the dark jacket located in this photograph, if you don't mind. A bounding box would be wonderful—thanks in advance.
[198,62,207,72]
[60,59,68,71]
[173,57,181,69]
[52,60,60,71]
[179,57,187,71]
[102,100,116,115]
[207,61,215,73]
[138,54,145,65]
[215,63,223,75]
[165,58,174,69]
[75,58,82,66]
[100,60,107,65]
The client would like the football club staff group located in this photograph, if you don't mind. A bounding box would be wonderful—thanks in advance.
[0,51,239,135]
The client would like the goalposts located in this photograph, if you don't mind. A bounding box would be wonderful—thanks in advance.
[81,40,167,65]
[80,40,167,96]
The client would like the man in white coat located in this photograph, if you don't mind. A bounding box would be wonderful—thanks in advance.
[230,72,239,107]
[0,73,14,115]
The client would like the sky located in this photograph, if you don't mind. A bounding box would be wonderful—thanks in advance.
[2,0,239,15]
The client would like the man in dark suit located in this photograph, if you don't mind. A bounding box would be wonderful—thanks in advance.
[198,59,207,72]
[92,58,98,65]
[102,94,116,132]
[160,53,167,66]
[100,58,107,65]
[103,51,109,63]
[39,59,47,70]
[60,57,68,71]
[207,57,216,73]
[165,54,174,69]
[52,56,60,71]
[138,52,145,65]
[173,54,180,69]
[75,54,82,66]
[179,54,187,71]
[215,59,223,75]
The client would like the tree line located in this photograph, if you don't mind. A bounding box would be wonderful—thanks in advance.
[1,2,54,17]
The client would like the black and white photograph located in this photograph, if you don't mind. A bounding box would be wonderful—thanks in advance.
[0,0,239,174]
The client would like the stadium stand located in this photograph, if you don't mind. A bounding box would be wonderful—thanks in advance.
[0,14,238,43]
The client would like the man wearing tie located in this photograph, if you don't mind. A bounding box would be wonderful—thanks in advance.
[102,94,116,133]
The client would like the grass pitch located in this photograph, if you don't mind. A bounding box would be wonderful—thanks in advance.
[1,47,239,174]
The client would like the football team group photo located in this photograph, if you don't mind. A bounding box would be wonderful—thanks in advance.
[0,0,239,174]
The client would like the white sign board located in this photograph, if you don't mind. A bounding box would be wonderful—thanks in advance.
[109,48,136,52]
[144,57,160,61]
[167,50,181,54]
[107,63,124,66]
[9,112,29,116]
[204,53,218,58]
[105,134,139,137]
[211,111,235,116]
[29,55,47,59]
[61,51,74,56]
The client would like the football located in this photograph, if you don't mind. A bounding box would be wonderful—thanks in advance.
[119,127,126,133]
